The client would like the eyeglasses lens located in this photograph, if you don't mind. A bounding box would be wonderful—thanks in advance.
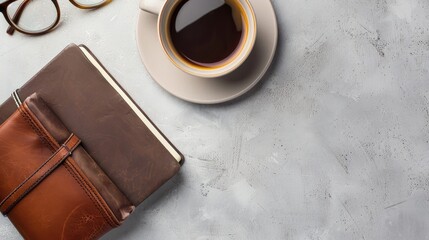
[6,0,58,34]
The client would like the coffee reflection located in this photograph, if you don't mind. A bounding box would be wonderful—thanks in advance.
[169,0,246,68]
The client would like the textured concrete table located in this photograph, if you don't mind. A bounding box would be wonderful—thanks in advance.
[1,0,429,239]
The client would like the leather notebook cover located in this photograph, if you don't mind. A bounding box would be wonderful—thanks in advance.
[0,94,134,239]
[0,44,184,206]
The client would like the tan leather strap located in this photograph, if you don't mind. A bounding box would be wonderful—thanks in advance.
[0,134,81,215]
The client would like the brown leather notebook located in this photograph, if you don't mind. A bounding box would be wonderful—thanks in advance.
[0,44,184,206]
[0,93,135,239]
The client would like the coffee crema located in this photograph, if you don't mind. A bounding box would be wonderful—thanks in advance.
[169,0,247,68]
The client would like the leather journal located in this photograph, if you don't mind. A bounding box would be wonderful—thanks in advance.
[0,94,134,239]
[0,44,184,239]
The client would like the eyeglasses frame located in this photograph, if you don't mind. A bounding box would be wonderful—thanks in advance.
[0,0,112,36]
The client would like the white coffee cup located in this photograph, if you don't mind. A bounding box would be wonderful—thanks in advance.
[139,0,257,78]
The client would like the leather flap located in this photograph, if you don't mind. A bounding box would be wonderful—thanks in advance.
[0,134,81,215]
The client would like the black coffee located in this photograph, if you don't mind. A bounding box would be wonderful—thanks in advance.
[169,0,245,68]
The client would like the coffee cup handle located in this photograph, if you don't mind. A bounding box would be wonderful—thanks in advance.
[139,0,164,15]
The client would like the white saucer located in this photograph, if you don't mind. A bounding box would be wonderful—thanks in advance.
[136,0,278,104]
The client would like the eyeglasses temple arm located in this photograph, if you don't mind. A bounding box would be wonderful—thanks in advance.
[6,0,31,35]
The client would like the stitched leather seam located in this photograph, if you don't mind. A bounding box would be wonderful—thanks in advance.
[36,124,117,227]
[18,107,52,150]
[65,161,115,226]
[16,101,117,229]
[63,162,116,228]
[18,105,56,151]
[65,159,119,227]
[21,104,56,150]
[28,110,116,227]
[1,149,72,214]
[22,104,58,151]
[66,163,114,227]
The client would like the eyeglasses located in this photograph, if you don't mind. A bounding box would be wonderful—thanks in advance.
[0,0,112,36]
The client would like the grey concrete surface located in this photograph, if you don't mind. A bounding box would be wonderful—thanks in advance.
[1,0,429,239]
